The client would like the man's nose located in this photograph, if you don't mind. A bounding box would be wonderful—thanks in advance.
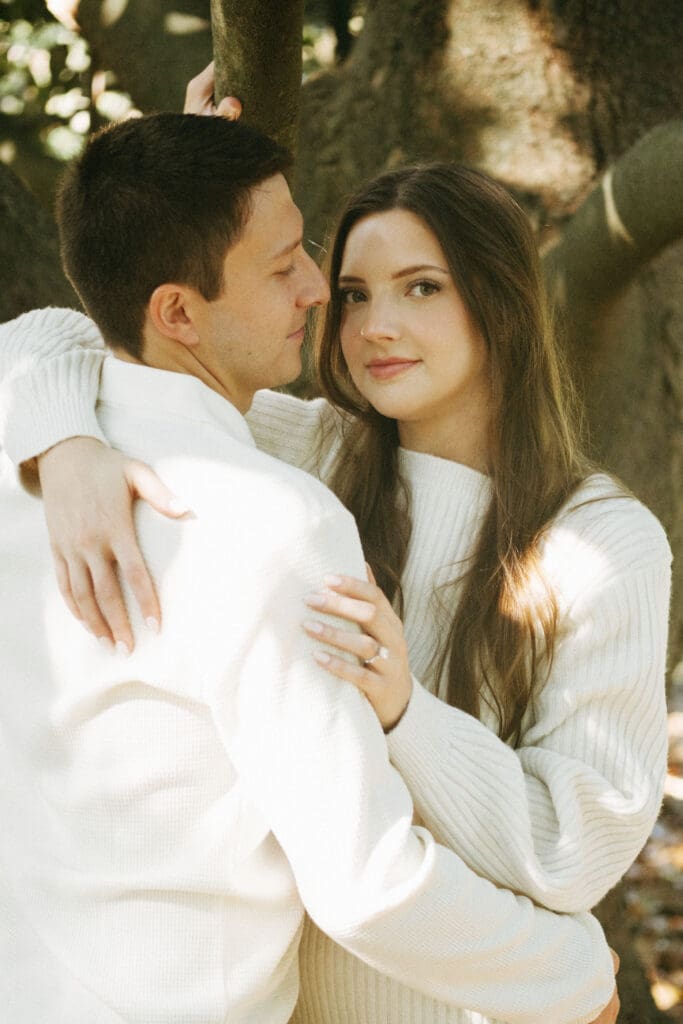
[299,252,330,309]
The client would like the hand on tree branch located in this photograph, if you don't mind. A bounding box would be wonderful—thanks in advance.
[184,61,242,120]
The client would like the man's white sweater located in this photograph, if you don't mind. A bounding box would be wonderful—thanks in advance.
[1,307,669,1023]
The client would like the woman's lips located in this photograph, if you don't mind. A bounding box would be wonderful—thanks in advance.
[366,359,420,380]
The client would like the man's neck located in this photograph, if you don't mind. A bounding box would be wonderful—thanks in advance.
[109,345,252,414]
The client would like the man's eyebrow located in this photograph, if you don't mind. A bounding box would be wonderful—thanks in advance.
[338,264,450,283]
[270,236,303,262]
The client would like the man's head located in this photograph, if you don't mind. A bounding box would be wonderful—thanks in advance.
[58,113,329,408]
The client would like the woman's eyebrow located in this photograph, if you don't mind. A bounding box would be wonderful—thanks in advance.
[391,264,449,279]
[338,264,449,283]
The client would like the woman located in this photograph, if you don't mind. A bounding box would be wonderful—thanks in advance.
[0,154,665,1022]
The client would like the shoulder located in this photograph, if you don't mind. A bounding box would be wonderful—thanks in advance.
[160,437,358,548]
[559,474,670,566]
[540,474,671,602]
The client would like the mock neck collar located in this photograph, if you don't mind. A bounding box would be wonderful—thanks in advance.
[99,356,256,449]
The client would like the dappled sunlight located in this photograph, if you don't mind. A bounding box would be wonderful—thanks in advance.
[540,523,611,611]
[100,0,128,30]
[163,12,210,37]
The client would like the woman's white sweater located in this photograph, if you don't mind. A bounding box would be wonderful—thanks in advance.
[0,307,672,1024]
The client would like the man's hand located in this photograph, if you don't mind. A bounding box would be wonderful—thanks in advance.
[184,61,242,120]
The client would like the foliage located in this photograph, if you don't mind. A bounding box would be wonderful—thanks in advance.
[0,0,135,203]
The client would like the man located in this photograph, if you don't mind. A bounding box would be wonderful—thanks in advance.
[0,112,616,1022]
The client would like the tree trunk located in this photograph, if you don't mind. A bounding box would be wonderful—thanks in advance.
[76,0,212,112]
[0,165,78,322]
[210,0,304,151]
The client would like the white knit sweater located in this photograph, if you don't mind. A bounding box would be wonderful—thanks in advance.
[0,307,672,1024]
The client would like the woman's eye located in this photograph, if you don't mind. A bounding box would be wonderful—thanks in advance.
[277,264,295,277]
[409,280,440,297]
[339,288,367,305]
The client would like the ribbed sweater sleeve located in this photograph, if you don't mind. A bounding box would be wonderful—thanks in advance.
[247,389,341,473]
[388,488,672,913]
[0,307,107,466]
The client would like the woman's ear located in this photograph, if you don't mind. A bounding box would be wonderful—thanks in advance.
[147,283,201,348]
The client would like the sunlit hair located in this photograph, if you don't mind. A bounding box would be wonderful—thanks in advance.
[316,163,594,744]
[57,113,291,358]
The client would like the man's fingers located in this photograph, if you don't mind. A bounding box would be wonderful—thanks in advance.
[126,461,192,518]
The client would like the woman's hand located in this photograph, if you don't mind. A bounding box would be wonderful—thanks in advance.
[303,566,413,732]
[184,61,242,120]
[589,950,620,1024]
[38,438,188,651]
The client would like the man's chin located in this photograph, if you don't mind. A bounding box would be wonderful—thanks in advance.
[271,355,304,390]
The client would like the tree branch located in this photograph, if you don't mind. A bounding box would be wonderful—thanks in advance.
[543,120,683,310]
[210,0,305,152]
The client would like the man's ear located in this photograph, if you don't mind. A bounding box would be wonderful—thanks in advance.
[148,283,201,348]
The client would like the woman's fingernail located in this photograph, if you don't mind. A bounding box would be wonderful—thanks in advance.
[98,637,114,653]
[146,617,160,634]
[115,640,131,657]
[314,651,331,665]
[323,575,342,587]
[305,592,326,609]
[168,497,192,516]
[304,619,324,635]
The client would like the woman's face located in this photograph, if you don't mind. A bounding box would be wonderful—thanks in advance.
[338,209,491,459]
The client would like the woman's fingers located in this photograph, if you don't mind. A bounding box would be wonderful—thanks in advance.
[303,619,383,665]
[126,460,191,519]
[67,558,117,646]
[305,588,381,630]
[89,556,134,652]
[311,648,411,732]
[183,60,242,121]
[184,61,215,114]
[215,95,243,120]
[324,573,386,604]
[115,543,160,637]
[53,551,84,625]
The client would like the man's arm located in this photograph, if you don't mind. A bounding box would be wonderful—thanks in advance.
[214,503,615,1024]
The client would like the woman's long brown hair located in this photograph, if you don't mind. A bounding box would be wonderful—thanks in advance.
[316,164,593,745]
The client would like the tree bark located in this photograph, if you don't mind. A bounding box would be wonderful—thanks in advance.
[210,0,304,152]
[76,0,212,112]
[543,121,683,314]
[0,165,78,322]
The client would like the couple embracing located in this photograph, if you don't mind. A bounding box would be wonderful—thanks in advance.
[0,63,670,1023]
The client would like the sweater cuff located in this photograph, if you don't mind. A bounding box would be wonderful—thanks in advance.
[1,349,108,467]
[387,675,455,771]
